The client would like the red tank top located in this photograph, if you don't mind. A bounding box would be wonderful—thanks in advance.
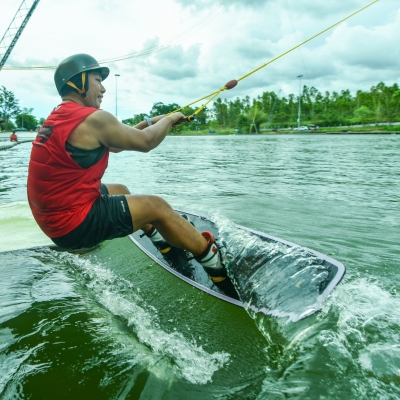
[27,102,109,238]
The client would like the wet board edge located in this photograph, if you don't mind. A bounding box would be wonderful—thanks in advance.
[128,232,244,307]
[129,209,346,316]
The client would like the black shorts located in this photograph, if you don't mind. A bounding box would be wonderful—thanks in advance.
[51,184,133,250]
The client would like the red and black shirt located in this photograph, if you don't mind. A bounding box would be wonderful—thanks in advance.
[27,102,109,238]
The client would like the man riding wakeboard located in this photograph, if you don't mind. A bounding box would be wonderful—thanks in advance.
[27,53,237,298]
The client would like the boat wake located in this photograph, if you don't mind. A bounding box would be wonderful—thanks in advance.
[60,250,230,385]
[0,247,230,394]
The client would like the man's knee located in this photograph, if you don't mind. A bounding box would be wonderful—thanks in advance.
[136,195,175,224]
[118,184,130,194]
[126,195,173,231]
[146,195,172,215]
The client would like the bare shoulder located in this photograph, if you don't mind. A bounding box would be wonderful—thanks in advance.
[80,109,148,151]
[67,109,115,149]
[80,109,123,138]
[73,109,174,152]
[83,109,118,130]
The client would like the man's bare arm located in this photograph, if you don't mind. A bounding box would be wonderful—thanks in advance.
[133,115,165,130]
[109,115,167,153]
[77,110,184,152]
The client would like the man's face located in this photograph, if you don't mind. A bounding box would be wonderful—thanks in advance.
[86,71,106,109]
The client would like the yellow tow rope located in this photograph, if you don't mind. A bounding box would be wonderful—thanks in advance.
[250,102,257,133]
[171,0,379,121]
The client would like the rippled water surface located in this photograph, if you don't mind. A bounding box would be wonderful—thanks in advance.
[0,133,399,399]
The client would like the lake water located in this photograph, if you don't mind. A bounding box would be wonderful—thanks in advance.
[0,133,399,399]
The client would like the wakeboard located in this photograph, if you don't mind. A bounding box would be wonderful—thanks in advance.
[129,209,345,321]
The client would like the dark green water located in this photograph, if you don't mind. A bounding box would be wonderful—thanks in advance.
[0,134,399,399]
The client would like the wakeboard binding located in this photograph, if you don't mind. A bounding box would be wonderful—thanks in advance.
[142,221,239,300]
[143,226,172,254]
[194,231,239,300]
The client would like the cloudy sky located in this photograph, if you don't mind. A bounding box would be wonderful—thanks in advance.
[0,0,399,122]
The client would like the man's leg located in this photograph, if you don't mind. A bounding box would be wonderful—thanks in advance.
[103,184,238,299]
[126,195,207,255]
[103,183,207,255]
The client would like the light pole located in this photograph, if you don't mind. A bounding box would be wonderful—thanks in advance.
[297,75,303,130]
[115,74,120,118]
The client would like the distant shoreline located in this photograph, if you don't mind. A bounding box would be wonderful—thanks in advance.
[167,130,398,136]
[0,130,398,140]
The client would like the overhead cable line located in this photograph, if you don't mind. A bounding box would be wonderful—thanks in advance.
[1,0,230,70]
[100,0,230,64]
[173,0,379,121]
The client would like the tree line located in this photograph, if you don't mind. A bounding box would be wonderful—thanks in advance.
[123,81,400,132]
[1,81,399,133]
[0,86,44,131]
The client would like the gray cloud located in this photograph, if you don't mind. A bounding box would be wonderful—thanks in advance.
[174,0,270,10]
[0,0,398,121]
[173,0,369,16]
[146,42,201,80]
[235,39,274,61]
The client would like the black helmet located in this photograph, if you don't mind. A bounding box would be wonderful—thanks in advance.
[54,53,110,95]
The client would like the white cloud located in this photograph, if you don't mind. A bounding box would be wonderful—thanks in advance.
[326,16,400,69]
[147,42,201,80]
[0,0,399,120]
[174,0,269,10]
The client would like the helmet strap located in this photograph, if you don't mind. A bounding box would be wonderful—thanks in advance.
[66,72,88,98]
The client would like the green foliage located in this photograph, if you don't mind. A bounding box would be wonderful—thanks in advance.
[210,81,400,129]
[122,113,148,126]
[149,102,180,117]
[3,80,400,134]
[380,125,400,132]
[2,120,15,131]
[248,103,268,133]
[104,81,400,132]
[209,120,219,129]
[180,106,208,131]
[237,114,249,131]
[353,106,374,125]
[0,86,20,129]
[15,108,38,131]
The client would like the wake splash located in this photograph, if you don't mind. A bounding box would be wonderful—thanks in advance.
[211,213,332,322]
[252,278,400,399]
[204,212,399,398]
[0,247,229,396]
[58,251,230,385]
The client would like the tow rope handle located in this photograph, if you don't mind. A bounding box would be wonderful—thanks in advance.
[171,115,195,127]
